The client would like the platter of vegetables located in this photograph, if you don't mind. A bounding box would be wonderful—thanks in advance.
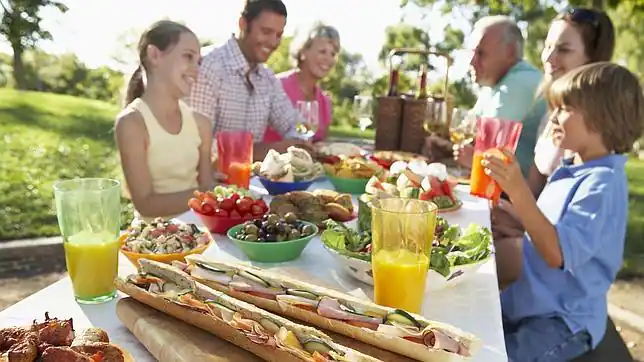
[320,218,493,290]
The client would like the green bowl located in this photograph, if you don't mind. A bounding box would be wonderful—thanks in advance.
[226,221,318,263]
[327,174,370,194]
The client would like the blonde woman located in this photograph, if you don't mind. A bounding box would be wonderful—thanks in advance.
[263,24,341,143]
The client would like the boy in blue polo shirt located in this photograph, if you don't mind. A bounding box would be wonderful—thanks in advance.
[482,62,644,361]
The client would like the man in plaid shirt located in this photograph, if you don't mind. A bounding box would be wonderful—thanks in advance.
[188,0,312,161]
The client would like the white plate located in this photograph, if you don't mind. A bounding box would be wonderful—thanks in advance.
[322,244,492,291]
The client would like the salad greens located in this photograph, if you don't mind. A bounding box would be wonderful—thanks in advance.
[321,218,492,278]
[321,220,372,262]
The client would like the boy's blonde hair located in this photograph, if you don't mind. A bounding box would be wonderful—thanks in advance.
[546,62,644,154]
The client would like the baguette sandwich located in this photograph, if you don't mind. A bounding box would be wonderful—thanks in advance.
[183,255,482,362]
[116,258,383,362]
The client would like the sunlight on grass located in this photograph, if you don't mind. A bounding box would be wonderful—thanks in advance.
[0,89,132,239]
[621,159,644,278]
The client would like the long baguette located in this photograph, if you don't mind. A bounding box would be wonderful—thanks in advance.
[184,255,482,362]
[117,258,382,362]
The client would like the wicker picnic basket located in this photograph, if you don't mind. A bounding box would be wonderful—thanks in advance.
[374,96,403,151]
[398,48,454,154]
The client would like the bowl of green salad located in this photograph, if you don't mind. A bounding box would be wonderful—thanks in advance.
[320,217,493,291]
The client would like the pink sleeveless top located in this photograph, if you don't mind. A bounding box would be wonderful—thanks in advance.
[263,70,332,143]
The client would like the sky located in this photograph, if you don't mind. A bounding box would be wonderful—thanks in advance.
[0,0,473,80]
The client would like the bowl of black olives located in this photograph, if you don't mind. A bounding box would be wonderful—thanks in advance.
[226,212,319,262]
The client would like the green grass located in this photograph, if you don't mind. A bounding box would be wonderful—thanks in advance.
[0,89,643,279]
[328,126,374,140]
[0,89,132,239]
[621,160,644,279]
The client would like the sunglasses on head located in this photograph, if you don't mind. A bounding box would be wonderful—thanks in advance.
[312,26,340,41]
[565,8,600,27]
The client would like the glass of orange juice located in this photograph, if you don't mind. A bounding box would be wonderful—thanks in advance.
[469,117,523,204]
[53,178,121,304]
[216,131,253,189]
[371,197,437,313]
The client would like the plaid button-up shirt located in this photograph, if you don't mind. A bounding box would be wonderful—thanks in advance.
[187,36,299,142]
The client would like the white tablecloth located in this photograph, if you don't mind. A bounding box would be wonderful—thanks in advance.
[0,178,507,361]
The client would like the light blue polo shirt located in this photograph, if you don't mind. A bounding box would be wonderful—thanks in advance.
[472,60,547,176]
[501,154,629,348]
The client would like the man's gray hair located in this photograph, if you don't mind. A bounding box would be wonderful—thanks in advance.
[473,15,524,60]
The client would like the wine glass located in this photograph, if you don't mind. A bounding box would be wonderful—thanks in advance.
[422,98,449,136]
[353,96,373,131]
[448,108,477,175]
[295,100,319,140]
[449,108,477,146]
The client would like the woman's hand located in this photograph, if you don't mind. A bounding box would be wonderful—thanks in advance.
[481,148,529,201]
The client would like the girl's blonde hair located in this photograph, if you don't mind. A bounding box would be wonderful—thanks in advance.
[546,62,644,154]
[290,23,341,68]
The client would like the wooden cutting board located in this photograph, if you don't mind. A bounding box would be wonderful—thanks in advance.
[117,298,262,362]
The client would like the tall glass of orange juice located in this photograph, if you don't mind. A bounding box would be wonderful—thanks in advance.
[371,197,437,313]
[216,131,253,189]
[469,117,523,204]
[53,178,121,304]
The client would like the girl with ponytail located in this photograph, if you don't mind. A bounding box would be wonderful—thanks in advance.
[115,20,214,221]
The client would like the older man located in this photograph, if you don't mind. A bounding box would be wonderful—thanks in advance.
[188,0,309,161]
[455,15,547,177]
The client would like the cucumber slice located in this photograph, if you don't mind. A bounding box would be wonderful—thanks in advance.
[196,262,228,274]
[385,309,422,328]
[238,270,271,288]
[286,289,319,301]
[301,338,340,355]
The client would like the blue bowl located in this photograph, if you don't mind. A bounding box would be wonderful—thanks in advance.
[258,177,314,195]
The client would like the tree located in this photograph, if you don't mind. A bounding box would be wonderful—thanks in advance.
[0,0,68,89]
[378,24,432,72]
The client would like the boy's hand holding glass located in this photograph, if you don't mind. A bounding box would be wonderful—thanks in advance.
[481,148,529,200]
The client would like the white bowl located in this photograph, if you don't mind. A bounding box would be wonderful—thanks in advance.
[322,244,492,291]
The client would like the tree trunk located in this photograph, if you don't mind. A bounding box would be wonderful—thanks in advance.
[11,44,26,90]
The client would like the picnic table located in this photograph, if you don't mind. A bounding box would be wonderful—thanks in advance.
[0,178,508,361]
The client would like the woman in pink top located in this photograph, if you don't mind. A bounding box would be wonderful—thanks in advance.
[263,24,341,143]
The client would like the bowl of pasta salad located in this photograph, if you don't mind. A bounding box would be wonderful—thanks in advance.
[119,218,213,267]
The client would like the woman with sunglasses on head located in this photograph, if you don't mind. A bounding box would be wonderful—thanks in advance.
[263,23,341,143]
[492,8,615,241]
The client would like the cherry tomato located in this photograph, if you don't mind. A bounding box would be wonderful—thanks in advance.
[188,198,203,213]
[218,198,235,211]
[250,204,264,216]
[204,197,219,210]
[193,190,205,201]
[254,199,268,212]
[242,213,254,221]
[229,210,242,220]
[214,208,229,217]
[235,198,253,214]
[230,193,241,203]
[201,202,215,215]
